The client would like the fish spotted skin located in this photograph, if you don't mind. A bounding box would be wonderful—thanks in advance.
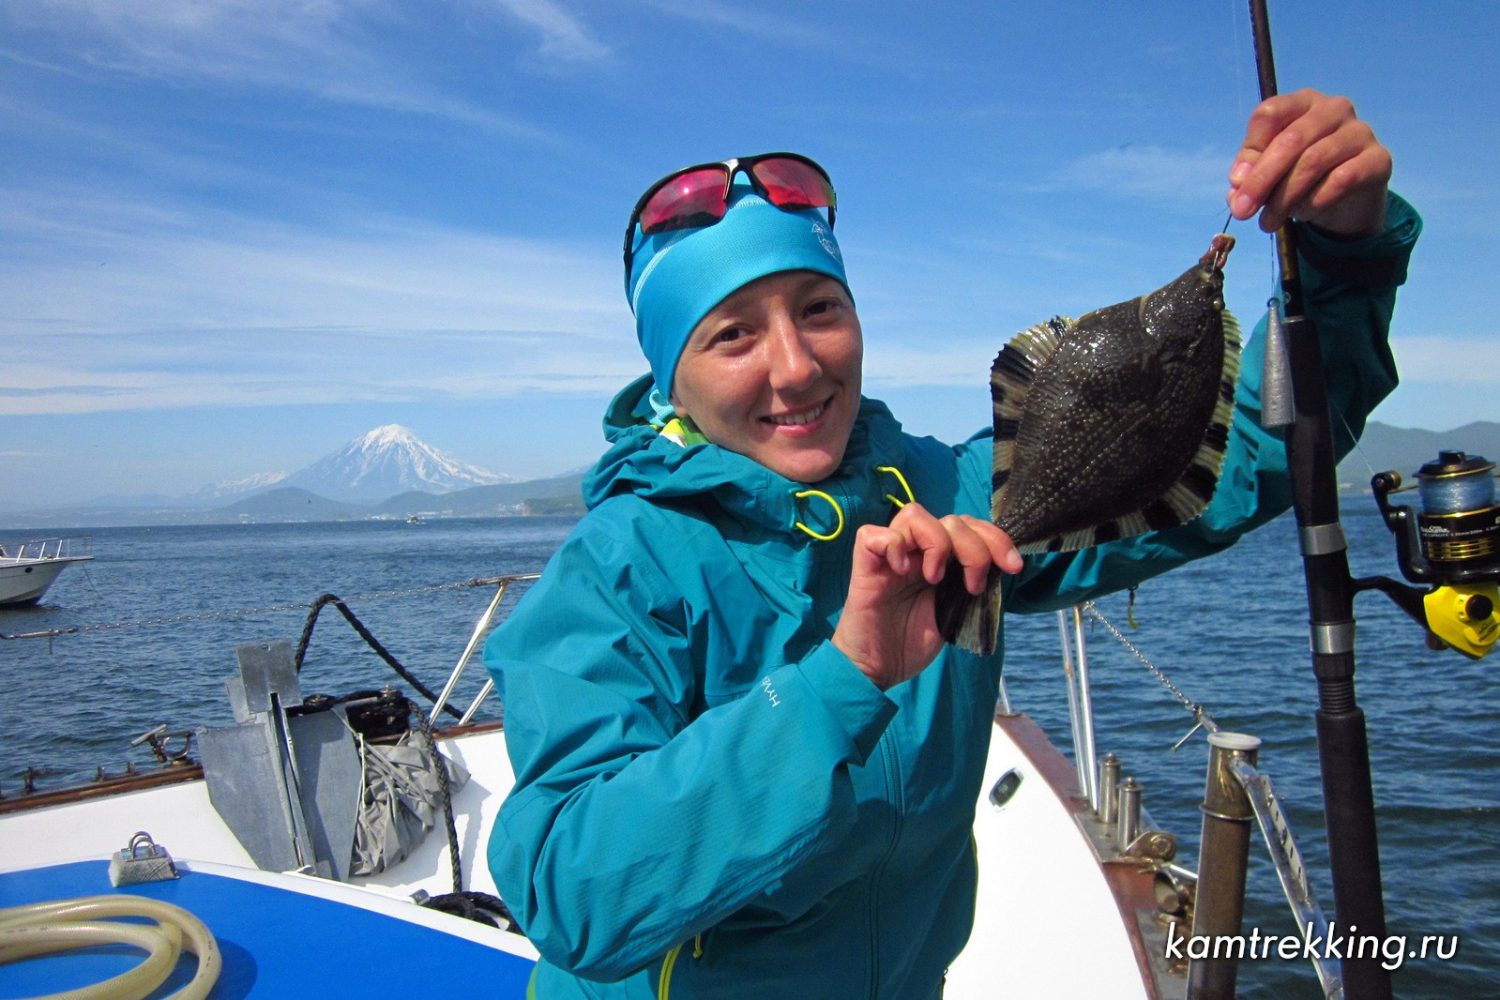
[937,236,1240,655]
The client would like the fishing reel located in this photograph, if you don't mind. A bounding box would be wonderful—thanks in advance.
[1363,451,1500,659]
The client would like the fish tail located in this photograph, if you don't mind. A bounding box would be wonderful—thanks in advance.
[935,562,1003,656]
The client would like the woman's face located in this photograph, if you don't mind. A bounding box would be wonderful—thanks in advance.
[671,270,863,483]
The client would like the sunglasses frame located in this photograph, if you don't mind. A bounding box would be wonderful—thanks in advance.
[622,152,837,278]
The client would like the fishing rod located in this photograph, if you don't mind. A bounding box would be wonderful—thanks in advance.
[1245,2,1392,997]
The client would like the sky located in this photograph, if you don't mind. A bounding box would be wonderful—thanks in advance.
[3,0,1498,512]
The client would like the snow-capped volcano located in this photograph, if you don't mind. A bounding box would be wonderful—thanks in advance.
[281,425,511,502]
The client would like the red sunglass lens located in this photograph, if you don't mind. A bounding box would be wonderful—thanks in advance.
[751,157,834,210]
[637,167,731,235]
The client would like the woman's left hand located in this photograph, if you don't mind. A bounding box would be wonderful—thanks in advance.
[833,503,1021,691]
[1227,88,1393,239]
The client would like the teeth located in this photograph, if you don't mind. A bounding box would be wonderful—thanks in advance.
[769,403,826,426]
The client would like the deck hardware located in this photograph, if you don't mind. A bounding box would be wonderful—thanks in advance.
[987,768,1023,809]
[1188,732,1260,998]
[108,830,179,886]
[1097,753,1120,825]
[1152,868,1195,919]
[1116,776,1142,850]
[1171,706,1214,752]
[1124,830,1177,862]
[131,724,197,764]
[1229,755,1344,997]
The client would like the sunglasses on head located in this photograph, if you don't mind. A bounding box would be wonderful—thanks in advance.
[622,152,837,278]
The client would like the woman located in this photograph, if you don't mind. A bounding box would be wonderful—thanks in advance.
[485,90,1419,997]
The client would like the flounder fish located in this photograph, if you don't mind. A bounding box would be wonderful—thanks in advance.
[937,234,1241,655]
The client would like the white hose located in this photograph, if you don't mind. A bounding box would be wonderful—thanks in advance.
[0,895,222,1000]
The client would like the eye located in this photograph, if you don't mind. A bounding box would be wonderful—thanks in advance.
[712,325,751,346]
[804,296,843,320]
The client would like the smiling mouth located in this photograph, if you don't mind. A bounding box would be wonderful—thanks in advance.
[764,398,831,427]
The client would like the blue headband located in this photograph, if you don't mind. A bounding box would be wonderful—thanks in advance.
[625,176,849,397]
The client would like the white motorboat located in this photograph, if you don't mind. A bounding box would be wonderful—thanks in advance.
[0,537,94,607]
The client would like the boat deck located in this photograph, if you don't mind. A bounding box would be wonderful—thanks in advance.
[0,859,537,997]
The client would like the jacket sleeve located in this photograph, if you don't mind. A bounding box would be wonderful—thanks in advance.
[484,514,896,981]
[991,191,1421,613]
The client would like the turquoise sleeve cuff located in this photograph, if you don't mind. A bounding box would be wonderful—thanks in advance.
[1293,190,1422,290]
[793,642,897,765]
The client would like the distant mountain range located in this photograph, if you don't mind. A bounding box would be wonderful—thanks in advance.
[8,420,1500,530]
[6,425,587,528]
[1335,421,1500,492]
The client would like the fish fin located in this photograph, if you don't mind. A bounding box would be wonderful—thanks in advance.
[1164,306,1243,521]
[991,317,1073,521]
[935,562,1003,655]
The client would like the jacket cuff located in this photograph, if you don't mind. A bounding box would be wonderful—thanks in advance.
[1293,190,1421,290]
[793,642,897,765]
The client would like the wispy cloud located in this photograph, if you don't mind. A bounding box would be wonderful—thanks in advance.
[0,0,573,136]
[636,0,835,49]
[0,185,637,416]
[481,0,609,61]
[1039,144,1230,204]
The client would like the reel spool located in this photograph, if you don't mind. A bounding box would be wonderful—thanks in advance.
[1369,450,1500,659]
[1413,451,1500,573]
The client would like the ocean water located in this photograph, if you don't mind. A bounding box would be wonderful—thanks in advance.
[2,509,1495,997]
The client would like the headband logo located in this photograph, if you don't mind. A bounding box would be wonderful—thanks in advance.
[811,221,840,262]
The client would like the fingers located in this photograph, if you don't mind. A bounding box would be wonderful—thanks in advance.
[865,505,1021,594]
[1227,89,1391,238]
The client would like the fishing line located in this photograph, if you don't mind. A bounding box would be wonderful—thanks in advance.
[1335,406,1380,485]
[1227,0,1251,122]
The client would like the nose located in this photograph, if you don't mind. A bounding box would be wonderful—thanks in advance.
[766,312,822,393]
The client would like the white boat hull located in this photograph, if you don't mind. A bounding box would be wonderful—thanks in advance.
[0,554,92,606]
[0,716,1171,998]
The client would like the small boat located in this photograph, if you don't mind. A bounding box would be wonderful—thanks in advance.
[0,537,93,607]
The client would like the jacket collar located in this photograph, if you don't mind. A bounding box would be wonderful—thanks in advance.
[584,374,909,538]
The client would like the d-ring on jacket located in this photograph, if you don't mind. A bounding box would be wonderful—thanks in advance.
[485,194,1420,999]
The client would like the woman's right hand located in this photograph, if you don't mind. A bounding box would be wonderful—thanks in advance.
[832,503,1021,690]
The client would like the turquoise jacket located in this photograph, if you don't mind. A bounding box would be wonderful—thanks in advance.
[486,196,1419,999]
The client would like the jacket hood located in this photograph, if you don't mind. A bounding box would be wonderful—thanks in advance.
[583,374,911,536]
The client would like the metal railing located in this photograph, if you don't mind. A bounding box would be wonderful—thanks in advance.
[0,536,91,563]
[1058,604,1342,998]
[427,572,540,726]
